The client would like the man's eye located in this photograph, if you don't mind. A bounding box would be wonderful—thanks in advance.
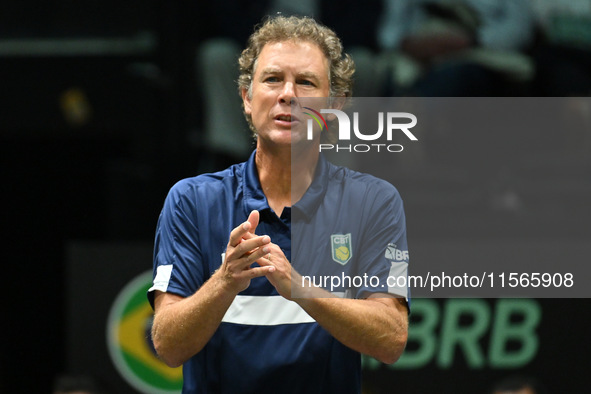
[298,80,314,86]
[265,77,280,83]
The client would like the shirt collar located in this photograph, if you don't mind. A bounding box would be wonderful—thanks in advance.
[293,153,330,221]
[242,150,270,214]
[242,150,330,220]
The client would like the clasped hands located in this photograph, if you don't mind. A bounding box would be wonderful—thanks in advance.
[218,210,300,299]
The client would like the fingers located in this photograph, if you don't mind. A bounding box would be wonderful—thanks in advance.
[256,243,287,269]
[234,234,269,257]
[249,265,275,277]
[222,213,294,287]
[228,210,260,247]
[255,243,294,300]
[247,210,259,234]
[257,253,271,266]
[259,242,283,259]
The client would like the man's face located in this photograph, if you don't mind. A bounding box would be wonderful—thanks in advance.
[242,40,331,147]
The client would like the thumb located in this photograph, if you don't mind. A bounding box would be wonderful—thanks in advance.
[247,210,260,234]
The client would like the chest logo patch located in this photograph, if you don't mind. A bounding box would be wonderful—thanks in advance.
[331,233,352,265]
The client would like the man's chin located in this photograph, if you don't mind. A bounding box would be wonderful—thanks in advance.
[290,134,319,155]
[257,127,318,151]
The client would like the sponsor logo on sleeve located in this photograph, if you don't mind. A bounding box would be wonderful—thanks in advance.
[385,243,409,262]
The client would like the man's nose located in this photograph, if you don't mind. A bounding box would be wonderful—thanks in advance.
[278,82,295,104]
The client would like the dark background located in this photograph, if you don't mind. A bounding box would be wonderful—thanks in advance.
[2,1,590,393]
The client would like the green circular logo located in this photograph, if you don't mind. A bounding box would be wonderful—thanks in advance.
[107,271,183,393]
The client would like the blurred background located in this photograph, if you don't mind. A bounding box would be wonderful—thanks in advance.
[2,0,590,393]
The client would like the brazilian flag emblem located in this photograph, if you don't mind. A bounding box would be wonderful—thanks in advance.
[107,271,183,393]
[331,233,352,265]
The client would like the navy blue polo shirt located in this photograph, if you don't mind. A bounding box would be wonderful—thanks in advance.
[149,151,409,394]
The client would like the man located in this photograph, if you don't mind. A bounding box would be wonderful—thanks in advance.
[148,16,409,394]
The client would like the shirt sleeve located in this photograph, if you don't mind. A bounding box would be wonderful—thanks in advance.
[148,180,204,308]
[353,181,409,301]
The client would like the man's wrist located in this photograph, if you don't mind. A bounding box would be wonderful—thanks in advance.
[210,268,242,297]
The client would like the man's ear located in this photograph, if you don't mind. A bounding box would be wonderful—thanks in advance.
[331,96,346,111]
[241,88,252,115]
[325,96,346,121]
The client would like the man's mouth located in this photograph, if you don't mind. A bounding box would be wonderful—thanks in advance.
[275,114,298,122]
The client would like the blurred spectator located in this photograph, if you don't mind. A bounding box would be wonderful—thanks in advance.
[53,374,104,394]
[366,1,538,213]
[530,0,591,96]
[489,375,548,394]
[376,0,535,97]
